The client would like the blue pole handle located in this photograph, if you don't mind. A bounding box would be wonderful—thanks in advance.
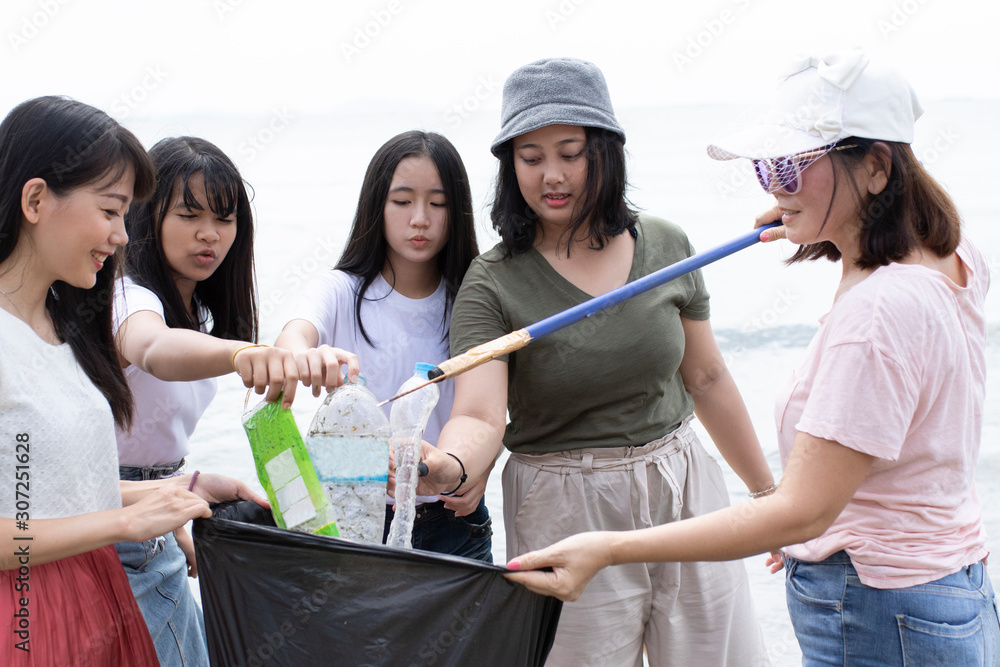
[524,222,781,340]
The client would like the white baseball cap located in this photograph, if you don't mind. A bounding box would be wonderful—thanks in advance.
[708,50,923,161]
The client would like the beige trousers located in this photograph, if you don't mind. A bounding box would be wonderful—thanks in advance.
[503,417,770,667]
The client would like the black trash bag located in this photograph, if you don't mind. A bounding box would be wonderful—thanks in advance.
[194,502,562,667]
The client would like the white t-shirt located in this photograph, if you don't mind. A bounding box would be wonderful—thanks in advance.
[289,271,456,505]
[777,238,990,588]
[290,270,455,442]
[0,308,122,518]
[113,277,217,467]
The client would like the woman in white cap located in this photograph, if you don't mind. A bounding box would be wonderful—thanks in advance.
[503,51,1000,665]
[420,57,774,665]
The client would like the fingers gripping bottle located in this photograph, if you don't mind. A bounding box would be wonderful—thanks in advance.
[306,377,391,544]
[386,363,440,549]
[242,398,339,536]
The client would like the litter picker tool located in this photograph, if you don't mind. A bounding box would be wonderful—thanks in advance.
[379,222,781,407]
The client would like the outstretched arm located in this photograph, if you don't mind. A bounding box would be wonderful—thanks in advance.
[505,432,873,600]
[116,310,303,407]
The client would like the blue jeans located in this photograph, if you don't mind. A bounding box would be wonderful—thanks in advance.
[785,550,1000,666]
[382,497,493,563]
[117,462,208,667]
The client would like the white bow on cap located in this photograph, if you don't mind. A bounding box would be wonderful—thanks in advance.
[782,50,872,141]
[784,50,871,90]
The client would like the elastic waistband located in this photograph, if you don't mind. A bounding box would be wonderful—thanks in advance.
[511,415,696,472]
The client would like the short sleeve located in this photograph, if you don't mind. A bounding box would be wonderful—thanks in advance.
[680,237,711,321]
[449,259,510,360]
[113,279,166,335]
[284,271,355,347]
[796,340,919,460]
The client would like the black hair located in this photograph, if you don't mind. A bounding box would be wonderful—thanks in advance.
[0,96,156,429]
[490,126,637,258]
[336,130,479,346]
[788,138,961,268]
[124,136,257,342]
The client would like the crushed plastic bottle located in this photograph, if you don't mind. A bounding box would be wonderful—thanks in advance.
[242,397,339,536]
[386,363,440,549]
[306,377,390,544]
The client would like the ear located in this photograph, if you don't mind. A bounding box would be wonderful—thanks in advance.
[21,178,49,224]
[864,142,892,195]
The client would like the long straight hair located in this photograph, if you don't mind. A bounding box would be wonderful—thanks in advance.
[124,137,257,342]
[788,138,961,267]
[0,96,155,428]
[336,131,479,346]
[491,126,637,258]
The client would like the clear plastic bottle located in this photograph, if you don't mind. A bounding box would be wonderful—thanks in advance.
[305,377,391,544]
[242,397,339,536]
[386,363,440,549]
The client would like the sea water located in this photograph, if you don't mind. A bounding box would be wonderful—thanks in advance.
[173,101,1000,666]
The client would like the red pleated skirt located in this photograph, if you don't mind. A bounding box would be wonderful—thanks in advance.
[1,544,158,666]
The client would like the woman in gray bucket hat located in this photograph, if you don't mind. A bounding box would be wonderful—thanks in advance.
[420,57,773,666]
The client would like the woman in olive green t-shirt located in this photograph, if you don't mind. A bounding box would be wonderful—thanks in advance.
[419,58,775,667]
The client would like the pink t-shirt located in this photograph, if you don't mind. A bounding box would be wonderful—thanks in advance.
[776,237,990,588]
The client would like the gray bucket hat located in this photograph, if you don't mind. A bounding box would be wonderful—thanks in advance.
[491,57,625,156]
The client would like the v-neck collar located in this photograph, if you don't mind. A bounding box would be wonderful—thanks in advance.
[525,223,644,302]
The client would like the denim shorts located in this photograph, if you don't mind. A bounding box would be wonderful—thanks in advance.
[382,497,493,563]
[117,459,208,667]
[785,550,1000,666]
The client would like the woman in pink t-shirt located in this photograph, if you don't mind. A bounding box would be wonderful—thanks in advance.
[504,51,1000,665]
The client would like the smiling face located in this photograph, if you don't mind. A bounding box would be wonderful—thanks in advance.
[772,154,868,251]
[159,172,237,296]
[382,155,449,273]
[30,168,134,289]
[512,124,588,230]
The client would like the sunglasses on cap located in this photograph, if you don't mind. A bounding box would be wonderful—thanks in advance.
[753,143,858,195]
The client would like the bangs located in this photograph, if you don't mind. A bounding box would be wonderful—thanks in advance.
[180,157,242,219]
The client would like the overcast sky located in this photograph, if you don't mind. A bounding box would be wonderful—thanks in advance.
[2,0,997,121]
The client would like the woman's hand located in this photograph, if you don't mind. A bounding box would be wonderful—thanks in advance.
[765,550,785,574]
[233,345,302,409]
[504,532,615,601]
[413,443,465,497]
[184,472,270,509]
[292,345,360,397]
[755,206,787,242]
[120,486,211,543]
[441,471,489,517]
[174,525,198,578]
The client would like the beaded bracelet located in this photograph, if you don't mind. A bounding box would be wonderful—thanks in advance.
[748,483,778,499]
[439,453,468,497]
[232,344,269,372]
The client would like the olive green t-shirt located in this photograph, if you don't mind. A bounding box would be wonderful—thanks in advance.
[450,214,710,454]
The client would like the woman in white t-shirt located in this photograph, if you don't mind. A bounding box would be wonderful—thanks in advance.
[0,97,266,667]
[112,137,337,666]
[275,130,492,561]
[504,52,999,666]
